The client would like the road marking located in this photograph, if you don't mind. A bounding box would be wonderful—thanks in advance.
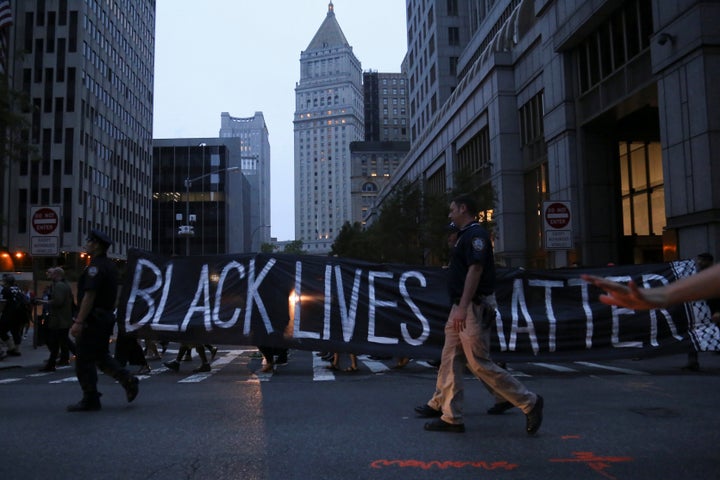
[358,355,390,374]
[49,376,78,384]
[178,350,242,383]
[313,351,335,381]
[532,362,579,372]
[0,378,21,384]
[573,361,648,375]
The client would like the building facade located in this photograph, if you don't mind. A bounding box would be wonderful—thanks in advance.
[405,0,473,143]
[152,139,251,256]
[350,71,410,226]
[219,111,271,251]
[3,0,155,270]
[294,2,364,254]
[371,0,720,268]
[363,71,410,143]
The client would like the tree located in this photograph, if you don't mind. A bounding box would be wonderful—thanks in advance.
[282,240,306,255]
[260,242,276,253]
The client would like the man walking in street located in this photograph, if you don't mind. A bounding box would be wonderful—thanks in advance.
[67,229,139,412]
[39,267,75,372]
[415,194,544,435]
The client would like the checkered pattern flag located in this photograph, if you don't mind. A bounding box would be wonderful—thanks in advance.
[674,259,720,352]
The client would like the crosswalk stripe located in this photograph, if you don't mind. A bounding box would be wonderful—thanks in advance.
[312,352,335,381]
[531,362,579,372]
[573,361,649,375]
[178,350,242,383]
[358,355,390,374]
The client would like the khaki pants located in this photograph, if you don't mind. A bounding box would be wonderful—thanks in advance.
[427,301,537,425]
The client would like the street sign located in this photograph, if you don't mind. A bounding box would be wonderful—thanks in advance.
[30,206,61,256]
[543,201,572,250]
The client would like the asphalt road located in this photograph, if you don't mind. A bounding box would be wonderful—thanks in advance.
[1,347,718,480]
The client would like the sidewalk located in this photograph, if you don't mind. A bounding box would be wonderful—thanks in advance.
[0,327,53,370]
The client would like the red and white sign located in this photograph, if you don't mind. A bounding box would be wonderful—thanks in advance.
[543,201,572,250]
[31,207,59,234]
[30,206,61,256]
[544,202,571,229]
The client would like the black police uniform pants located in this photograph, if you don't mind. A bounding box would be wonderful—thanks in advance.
[74,317,130,398]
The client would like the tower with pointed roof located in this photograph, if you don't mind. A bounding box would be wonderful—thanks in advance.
[294,2,364,253]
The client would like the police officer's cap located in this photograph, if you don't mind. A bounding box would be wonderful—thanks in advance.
[87,229,113,247]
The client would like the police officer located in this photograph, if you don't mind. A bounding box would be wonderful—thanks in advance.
[415,194,544,435]
[67,229,139,412]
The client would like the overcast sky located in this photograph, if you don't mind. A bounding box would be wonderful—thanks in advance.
[153,1,408,242]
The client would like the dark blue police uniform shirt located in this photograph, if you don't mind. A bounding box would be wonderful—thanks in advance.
[447,222,496,300]
[78,253,118,310]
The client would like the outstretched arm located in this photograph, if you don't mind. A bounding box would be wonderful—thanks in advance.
[581,263,720,310]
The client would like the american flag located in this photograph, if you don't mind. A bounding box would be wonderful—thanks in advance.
[0,0,12,30]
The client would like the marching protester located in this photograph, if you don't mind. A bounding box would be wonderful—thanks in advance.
[164,343,212,373]
[415,194,544,435]
[67,229,139,412]
[0,274,28,357]
[39,268,75,372]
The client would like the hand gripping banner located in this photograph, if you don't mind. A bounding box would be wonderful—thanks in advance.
[116,250,719,362]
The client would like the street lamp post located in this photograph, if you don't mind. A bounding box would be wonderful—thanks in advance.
[178,165,240,256]
[250,224,271,252]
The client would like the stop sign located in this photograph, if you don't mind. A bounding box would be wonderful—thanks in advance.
[545,202,571,229]
[32,207,59,235]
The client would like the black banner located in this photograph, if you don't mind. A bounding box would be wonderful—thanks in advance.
[117,250,720,361]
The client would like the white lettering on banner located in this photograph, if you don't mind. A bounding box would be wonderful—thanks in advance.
[292,261,316,339]
[566,278,594,348]
[122,253,697,354]
[509,279,540,354]
[641,274,682,346]
[528,279,564,352]
[368,271,399,345]
[604,276,643,348]
[399,271,430,346]
[124,259,168,332]
[212,261,245,329]
[334,265,361,342]
[243,259,275,335]
[183,264,212,331]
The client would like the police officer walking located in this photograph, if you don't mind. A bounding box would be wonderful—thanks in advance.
[414,194,544,435]
[67,229,139,412]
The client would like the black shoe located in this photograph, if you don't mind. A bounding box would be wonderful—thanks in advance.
[414,404,442,418]
[67,397,101,412]
[487,401,513,415]
[209,346,218,361]
[124,376,139,403]
[193,363,211,373]
[424,418,465,433]
[526,395,544,435]
[163,360,180,372]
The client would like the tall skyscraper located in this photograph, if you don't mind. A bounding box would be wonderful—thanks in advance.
[219,112,271,251]
[405,0,473,142]
[294,2,364,254]
[3,1,155,267]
